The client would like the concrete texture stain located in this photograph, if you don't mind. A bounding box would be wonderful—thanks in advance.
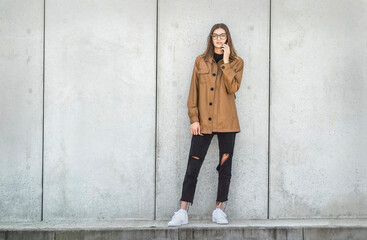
[321,192,367,217]
[274,171,322,218]
[287,25,305,50]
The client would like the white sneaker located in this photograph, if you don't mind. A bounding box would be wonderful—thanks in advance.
[212,208,228,224]
[168,209,188,227]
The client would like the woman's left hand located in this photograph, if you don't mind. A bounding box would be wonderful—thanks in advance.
[221,43,230,63]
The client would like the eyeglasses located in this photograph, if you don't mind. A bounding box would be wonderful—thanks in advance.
[211,33,227,40]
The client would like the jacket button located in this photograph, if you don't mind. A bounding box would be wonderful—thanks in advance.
[209,102,212,105]
[212,73,216,76]
[210,87,214,91]
[221,66,225,69]
[208,117,212,120]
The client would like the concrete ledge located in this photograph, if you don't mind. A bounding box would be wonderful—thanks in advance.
[0,219,366,240]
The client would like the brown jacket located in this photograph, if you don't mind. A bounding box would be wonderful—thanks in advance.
[187,53,244,134]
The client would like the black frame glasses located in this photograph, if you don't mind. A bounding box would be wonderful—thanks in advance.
[211,33,227,40]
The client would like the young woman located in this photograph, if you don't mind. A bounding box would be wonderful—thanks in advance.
[168,23,244,226]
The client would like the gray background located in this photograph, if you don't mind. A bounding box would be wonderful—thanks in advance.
[0,0,366,222]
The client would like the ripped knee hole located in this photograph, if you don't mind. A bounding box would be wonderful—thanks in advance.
[220,153,230,165]
[192,156,200,160]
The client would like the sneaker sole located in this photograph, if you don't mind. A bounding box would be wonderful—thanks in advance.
[212,217,228,224]
[168,220,188,227]
[168,222,188,227]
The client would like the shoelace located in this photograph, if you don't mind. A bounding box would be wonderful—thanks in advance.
[173,211,180,218]
[216,208,227,217]
[172,210,185,219]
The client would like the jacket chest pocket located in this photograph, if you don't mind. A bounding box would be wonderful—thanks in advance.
[198,68,210,84]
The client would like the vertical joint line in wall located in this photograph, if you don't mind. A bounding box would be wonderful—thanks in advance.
[41,0,46,221]
[302,228,305,239]
[267,0,271,220]
[154,0,159,220]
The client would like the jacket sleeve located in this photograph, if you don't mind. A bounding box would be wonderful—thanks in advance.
[220,58,244,94]
[187,58,200,124]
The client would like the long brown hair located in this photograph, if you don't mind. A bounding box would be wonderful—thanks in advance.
[202,23,240,62]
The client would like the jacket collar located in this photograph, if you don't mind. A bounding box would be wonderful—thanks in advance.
[204,54,235,63]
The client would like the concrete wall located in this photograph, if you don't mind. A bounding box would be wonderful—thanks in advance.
[43,0,156,220]
[0,0,366,222]
[270,0,367,218]
[0,1,44,221]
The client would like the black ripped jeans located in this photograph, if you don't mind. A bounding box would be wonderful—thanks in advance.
[180,132,237,208]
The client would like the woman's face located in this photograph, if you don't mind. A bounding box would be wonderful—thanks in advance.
[212,28,227,49]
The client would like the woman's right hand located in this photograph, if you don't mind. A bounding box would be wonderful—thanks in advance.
[190,122,201,135]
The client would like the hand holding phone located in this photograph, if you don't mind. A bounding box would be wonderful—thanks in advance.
[221,42,230,63]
